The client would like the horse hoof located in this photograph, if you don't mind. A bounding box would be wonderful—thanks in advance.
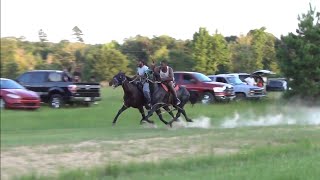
[187,119,193,122]
[112,123,116,127]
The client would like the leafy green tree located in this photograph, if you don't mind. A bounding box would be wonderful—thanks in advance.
[230,35,255,73]
[121,35,152,70]
[277,4,320,101]
[192,27,211,73]
[2,61,19,79]
[262,33,279,73]
[168,50,195,71]
[248,27,268,70]
[209,32,232,74]
[86,43,130,81]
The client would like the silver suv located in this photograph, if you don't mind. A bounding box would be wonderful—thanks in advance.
[208,74,266,100]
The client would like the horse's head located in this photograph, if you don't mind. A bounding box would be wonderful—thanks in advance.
[110,72,126,88]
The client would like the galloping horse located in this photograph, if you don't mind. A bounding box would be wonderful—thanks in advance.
[146,73,196,126]
[109,72,176,125]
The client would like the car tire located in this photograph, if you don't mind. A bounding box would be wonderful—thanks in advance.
[84,102,91,107]
[201,92,215,104]
[49,94,64,108]
[235,93,246,101]
[0,98,6,109]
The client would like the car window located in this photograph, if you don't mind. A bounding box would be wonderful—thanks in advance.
[193,73,212,82]
[216,77,227,83]
[0,79,25,89]
[227,77,244,85]
[18,73,32,83]
[31,72,47,83]
[182,74,195,84]
[239,75,250,82]
[48,72,63,82]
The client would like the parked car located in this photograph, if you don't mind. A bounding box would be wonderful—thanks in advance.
[266,79,288,91]
[173,71,235,103]
[227,73,250,83]
[208,74,266,100]
[0,78,40,109]
[16,70,101,108]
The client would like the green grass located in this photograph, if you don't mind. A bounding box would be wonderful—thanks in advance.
[1,88,278,147]
[1,88,320,179]
[19,141,320,180]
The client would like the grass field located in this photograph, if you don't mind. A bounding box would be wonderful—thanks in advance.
[1,88,320,180]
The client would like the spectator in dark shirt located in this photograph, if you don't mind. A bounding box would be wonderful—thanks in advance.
[73,67,82,82]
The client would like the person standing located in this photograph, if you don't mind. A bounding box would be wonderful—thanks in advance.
[244,74,256,86]
[73,67,82,82]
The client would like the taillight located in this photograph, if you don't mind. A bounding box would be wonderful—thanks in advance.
[68,85,77,93]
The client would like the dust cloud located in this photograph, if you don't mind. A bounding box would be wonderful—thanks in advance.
[221,106,320,128]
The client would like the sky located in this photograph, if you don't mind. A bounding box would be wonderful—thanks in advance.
[1,0,319,44]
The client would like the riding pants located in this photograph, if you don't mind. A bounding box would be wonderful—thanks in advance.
[143,82,151,104]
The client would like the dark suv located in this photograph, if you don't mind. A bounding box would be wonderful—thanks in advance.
[174,71,235,103]
[16,70,101,108]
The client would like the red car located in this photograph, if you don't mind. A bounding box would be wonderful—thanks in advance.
[0,78,40,109]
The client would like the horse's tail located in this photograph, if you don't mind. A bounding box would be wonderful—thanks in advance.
[188,90,199,106]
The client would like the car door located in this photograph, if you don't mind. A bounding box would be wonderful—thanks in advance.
[180,74,199,91]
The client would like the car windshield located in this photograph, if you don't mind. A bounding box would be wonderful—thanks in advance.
[0,79,25,89]
[227,77,244,85]
[194,73,212,82]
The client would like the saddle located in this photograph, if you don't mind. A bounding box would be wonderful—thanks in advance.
[161,83,180,92]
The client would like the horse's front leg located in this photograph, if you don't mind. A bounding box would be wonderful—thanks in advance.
[139,107,154,124]
[163,105,175,119]
[112,105,128,126]
[155,109,168,125]
[145,104,162,120]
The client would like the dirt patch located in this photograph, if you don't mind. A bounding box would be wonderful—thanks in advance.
[1,135,239,179]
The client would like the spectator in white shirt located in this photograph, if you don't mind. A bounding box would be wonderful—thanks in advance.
[245,75,256,86]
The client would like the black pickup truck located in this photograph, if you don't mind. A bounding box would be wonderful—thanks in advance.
[16,70,101,108]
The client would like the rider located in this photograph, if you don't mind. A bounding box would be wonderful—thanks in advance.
[136,59,152,108]
[153,60,181,105]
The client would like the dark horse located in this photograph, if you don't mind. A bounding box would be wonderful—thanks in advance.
[146,75,195,126]
[110,72,176,125]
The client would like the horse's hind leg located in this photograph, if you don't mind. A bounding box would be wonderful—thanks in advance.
[112,105,128,126]
[156,109,168,125]
[163,105,175,119]
[179,104,193,122]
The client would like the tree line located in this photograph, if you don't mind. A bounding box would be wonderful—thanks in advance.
[0,27,279,80]
[0,4,319,101]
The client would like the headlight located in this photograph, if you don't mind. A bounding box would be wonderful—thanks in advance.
[6,94,21,99]
[213,86,226,92]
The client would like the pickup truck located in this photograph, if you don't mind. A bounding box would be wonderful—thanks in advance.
[208,74,266,100]
[16,70,101,108]
[174,71,235,103]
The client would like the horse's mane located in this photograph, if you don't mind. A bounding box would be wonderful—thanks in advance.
[126,75,134,81]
